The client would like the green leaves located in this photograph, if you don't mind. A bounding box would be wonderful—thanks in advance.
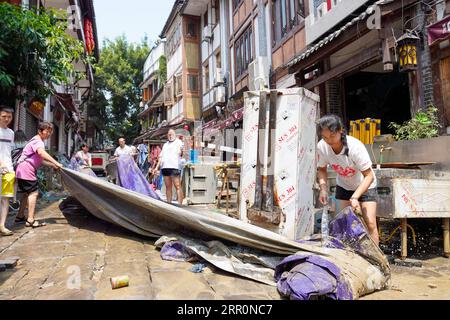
[389,107,442,141]
[0,3,85,104]
[92,35,150,144]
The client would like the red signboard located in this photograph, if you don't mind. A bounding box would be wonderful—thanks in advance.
[92,158,103,166]
[428,15,450,46]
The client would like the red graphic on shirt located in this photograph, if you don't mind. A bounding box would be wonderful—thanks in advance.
[331,164,356,177]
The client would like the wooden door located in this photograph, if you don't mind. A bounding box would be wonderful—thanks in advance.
[440,56,450,123]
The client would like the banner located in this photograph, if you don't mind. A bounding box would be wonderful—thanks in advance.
[428,15,450,45]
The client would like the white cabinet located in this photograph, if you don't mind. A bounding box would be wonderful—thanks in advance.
[239,88,320,240]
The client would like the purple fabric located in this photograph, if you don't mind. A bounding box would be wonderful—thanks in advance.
[160,241,195,262]
[68,158,97,177]
[328,207,368,255]
[116,155,161,200]
[275,254,352,300]
[275,207,379,300]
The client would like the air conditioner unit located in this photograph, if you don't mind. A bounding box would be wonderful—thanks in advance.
[214,68,224,86]
[213,86,226,105]
[248,56,269,91]
[204,25,212,41]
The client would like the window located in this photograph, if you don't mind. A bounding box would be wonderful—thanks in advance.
[188,74,199,92]
[216,52,221,69]
[204,64,210,91]
[167,23,181,56]
[186,19,198,38]
[235,27,253,78]
[233,0,243,11]
[152,79,159,95]
[175,74,183,97]
[214,0,220,25]
[272,0,305,45]
[281,0,287,35]
[204,12,208,28]
[289,0,296,27]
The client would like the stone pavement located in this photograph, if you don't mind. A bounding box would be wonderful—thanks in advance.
[0,200,449,300]
[0,201,280,300]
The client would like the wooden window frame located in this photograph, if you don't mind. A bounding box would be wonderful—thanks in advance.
[271,0,306,48]
[204,63,210,92]
[234,26,254,79]
[214,0,220,25]
[185,18,199,40]
[187,74,199,93]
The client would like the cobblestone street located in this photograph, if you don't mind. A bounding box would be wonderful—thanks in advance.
[0,201,449,300]
[0,201,281,300]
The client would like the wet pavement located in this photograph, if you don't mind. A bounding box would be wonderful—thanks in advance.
[0,201,280,300]
[0,201,449,300]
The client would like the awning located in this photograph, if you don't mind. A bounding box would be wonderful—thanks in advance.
[285,2,382,69]
[133,130,156,144]
[149,118,187,139]
[428,15,450,46]
[55,93,79,114]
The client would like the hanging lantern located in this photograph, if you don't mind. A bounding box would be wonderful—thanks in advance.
[396,31,420,72]
[29,99,45,118]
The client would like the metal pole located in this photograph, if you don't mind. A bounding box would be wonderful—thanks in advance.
[401,218,408,260]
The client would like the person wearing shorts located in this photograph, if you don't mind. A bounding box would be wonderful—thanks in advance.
[317,114,379,245]
[153,129,184,205]
[0,106,15,236]
[14,122,63,228]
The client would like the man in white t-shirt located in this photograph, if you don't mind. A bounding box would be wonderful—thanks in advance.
[114,138,133,159]
[0,106,15,236]
[152,129,184,205]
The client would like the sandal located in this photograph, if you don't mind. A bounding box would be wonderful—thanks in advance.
[15,216,27,223]
[0,228,14,236]
[25,220,46,228]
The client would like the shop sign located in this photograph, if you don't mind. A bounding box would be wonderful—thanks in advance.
[428,15,450,46]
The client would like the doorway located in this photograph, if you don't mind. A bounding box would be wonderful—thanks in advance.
[344,69,411,134]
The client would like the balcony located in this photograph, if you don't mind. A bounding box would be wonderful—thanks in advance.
[182,0,209,16]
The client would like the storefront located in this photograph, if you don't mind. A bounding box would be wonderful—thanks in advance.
[286,0,425,135]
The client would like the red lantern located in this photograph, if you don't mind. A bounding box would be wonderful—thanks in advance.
[183,125,190,131]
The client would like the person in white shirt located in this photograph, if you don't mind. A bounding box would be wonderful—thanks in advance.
[75,144,92,168]
[152,129,184,205]
[317,114,379,245]
[0,106,15,236]
[114,138,133,159]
